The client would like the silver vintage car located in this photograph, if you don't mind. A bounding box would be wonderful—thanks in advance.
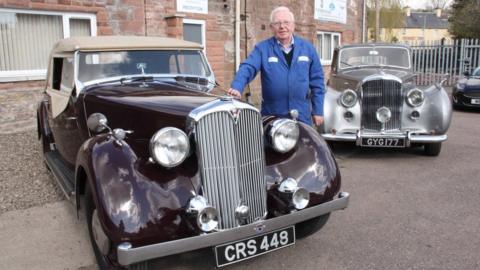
[322,44,452,156]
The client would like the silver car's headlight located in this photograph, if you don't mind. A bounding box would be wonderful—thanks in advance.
[149,127,190,167]
[270,119,299,153]
[340,89,358,108]
[406,88,424,107]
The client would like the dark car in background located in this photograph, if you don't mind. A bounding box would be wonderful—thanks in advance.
[36,36,349,269]
[452,66,480,109]
[321,44,452,156]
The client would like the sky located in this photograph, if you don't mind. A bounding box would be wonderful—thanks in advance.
[403,0,453,9]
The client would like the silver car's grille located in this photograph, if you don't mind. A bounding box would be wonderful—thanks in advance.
[194,108,267,229]
[361,79,403,131]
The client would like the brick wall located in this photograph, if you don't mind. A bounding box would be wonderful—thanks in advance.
[0,0,364,102]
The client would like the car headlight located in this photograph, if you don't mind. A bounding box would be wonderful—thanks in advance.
[269,119,299,153]
[278,178,310,210]
[340,89,358,108]
[406,88,424,107]
[187,196,219,232]
[149,127,190,167]
[456,83,466,90]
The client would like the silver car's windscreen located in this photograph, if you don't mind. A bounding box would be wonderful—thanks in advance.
[339,47,411,70]
[77,50,211,83]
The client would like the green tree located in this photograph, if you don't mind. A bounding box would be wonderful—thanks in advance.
[367,0,405,42]
[449,0,480,38]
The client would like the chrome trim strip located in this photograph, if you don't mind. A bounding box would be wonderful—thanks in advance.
[188,98,259,122]
[409,134,447,143]
[117,192,349,266]
[322,133,447,143]
[322,133,357,141]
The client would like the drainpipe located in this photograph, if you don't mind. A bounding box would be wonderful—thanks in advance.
[235,0,241,71]
[362,0,366,43]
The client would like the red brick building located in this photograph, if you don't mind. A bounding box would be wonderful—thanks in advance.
[0,0,366,104]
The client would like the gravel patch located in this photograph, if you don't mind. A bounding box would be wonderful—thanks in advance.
[0,130,63,215]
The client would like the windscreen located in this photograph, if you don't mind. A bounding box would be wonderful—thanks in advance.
[77,50,211,83]
[339,47,411,69]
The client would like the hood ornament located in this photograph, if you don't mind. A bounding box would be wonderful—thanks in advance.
[230,108,241,124]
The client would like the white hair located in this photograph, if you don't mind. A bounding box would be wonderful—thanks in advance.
[270,6,295,23]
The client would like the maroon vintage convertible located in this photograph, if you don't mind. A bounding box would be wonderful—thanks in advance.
[37,36,349,269]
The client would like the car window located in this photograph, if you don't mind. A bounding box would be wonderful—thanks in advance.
[51,57,74,92]
[472,67,480,77]
[60,58,74,92]
[339,47,410,69]
[51,58,63,91]
[77,50,210,84]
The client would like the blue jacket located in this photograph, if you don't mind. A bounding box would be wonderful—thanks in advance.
[231,35,325,124]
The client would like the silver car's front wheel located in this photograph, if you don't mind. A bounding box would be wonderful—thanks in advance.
[424,142,442,156]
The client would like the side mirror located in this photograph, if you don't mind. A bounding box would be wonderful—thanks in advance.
[87,113,108,133]
[439,73,450,86]
[463,71,470,77]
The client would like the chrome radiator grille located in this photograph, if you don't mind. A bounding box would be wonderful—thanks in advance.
[194,108,267,229]
[361,79,403,131]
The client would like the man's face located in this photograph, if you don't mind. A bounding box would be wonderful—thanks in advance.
[270,10,295,43]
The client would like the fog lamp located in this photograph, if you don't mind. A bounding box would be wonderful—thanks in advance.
[292,187,310,210]
[187,196,218,232]
[278,178,310,210]
[410,110,420,120]
[344,111,354,122]
[376,107,392,123]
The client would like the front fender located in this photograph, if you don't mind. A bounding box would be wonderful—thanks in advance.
[323,87,361,134]
[402,86,452,134]
[75,134,197,247]
[265,121,341,208]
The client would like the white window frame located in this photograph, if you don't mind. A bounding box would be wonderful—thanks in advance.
[183,19,206,50]
[0,8,97,82]
[316,31,341,66]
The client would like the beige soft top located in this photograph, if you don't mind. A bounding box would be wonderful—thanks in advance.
[51,35,203,54]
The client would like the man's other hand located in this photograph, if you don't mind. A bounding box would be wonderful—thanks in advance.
[313,115,324,126]
[227,88,242,99]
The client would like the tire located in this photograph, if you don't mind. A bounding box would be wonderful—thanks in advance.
[295,213,330,239]
[85,185,149,270]
[424,142,442,156]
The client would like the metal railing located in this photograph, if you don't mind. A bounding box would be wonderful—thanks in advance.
[406,39,480,86]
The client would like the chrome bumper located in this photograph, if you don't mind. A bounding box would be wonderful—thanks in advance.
[322,132,447,145]
[117,192,350,266]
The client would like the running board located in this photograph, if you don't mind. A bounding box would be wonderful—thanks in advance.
[44,151,75,202]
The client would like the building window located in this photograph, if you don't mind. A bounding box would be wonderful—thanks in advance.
[0,9,96,82]
[183,19,205,48]
[316,32,341,65]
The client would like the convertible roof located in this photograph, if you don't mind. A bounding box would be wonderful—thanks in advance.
[51,36,203,54]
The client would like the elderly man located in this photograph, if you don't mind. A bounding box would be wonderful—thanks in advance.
[228,6,325,126]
